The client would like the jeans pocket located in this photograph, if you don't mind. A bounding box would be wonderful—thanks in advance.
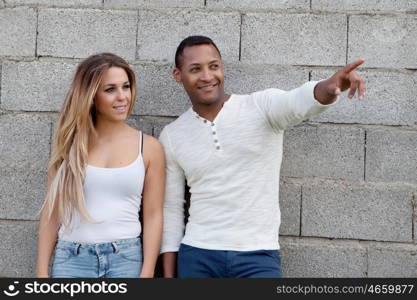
[52,247,75,265]
[117,244,142,262]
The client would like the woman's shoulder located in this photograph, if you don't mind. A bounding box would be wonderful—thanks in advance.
[141,133,165,170]
[142,133,163,152]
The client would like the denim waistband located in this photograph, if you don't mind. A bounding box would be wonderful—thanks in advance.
[55,237,141,256]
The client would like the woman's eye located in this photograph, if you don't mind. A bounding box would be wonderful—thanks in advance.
[123,84,131,89]
[105,87,115,92]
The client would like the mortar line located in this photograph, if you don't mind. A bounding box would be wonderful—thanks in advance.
[0,64,2,108]
[35,7,39,57]
[346,14,349,64]
[280,235,417,246]
[365,245,369,277]
[49,119,53,158]
[363,130,367,181]
[412,194,415,242]
[238,13,243,61]
[0,218,38,222]
[299,185,303,236]
[135,10,140,61]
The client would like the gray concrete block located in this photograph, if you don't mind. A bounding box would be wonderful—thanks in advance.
[225,64,308,95]
[38,8,137,59]
[0,168,46,220]
[368,246,417,277]
[349,15,417,68]
[133,63,190,116]
[134,117,153,136]
[104,0,203,8]
[5,0,102,6]
[0,114,51,168]
[366,129,417,183]
[137,10,240,62]
[302,183,413,242]
[281,125,365,180]
[0,220,38,277]
[136,117,175,138]
[127,116,176,138]
[310,69,417,126]
[313,0,417,12]
[0,8,36,57]
[207,0,309,10]
[280,239,367,277]
[125,116,165,138]
[0,106,48,220]
[123,116,146,135]
[1,61,77,111]
[152,119,176,138]
[279,182,301,236]
[241,13,347,66]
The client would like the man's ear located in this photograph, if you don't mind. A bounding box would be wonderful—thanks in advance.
[173,68,182,83]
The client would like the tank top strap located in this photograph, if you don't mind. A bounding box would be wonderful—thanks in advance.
[139,131,143,155]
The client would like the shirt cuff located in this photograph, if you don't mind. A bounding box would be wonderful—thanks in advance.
[308,80,340,107]
[160,245,180,254]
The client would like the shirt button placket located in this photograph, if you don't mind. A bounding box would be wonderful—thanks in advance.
[211,122,221,150]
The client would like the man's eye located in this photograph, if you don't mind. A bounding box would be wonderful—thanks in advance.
[211,64,219,69]
[190,68,199,72]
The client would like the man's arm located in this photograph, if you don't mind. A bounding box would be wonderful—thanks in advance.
[158,128,186,278]
[161,252,177,278]
[253,59,366,131]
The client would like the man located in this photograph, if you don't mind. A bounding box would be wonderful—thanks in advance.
[159,35,365,278]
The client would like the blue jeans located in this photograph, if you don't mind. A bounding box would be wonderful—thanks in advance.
[51,237,142,278]
[177,243,282,278]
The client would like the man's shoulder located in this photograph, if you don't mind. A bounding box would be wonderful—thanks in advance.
[160,109,192,136]
[232,89,284,101]
[228,90,277,109]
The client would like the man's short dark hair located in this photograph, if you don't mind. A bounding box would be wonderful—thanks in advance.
[175,35,221,68]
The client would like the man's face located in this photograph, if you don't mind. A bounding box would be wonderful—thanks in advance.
[173,44,225,106]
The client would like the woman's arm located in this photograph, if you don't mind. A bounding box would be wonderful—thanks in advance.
[36,171,60,278]
[140,134,166,278]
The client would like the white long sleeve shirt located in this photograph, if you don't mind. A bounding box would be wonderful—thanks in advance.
[159,81,336,253]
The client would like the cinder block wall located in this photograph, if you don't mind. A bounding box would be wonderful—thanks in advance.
[1,0,416,277]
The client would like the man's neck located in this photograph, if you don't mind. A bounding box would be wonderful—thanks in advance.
[192,94,231,122]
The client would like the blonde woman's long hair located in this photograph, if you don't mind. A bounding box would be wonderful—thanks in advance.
[41,53,137,227]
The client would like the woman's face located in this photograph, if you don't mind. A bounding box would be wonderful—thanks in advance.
[94,67,132,122]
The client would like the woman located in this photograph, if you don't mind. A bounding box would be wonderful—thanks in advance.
[36,53,165,278]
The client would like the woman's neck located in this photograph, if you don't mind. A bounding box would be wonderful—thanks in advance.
[93,118,128,140]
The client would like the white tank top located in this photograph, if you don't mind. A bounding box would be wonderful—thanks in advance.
[58,132,145,243]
